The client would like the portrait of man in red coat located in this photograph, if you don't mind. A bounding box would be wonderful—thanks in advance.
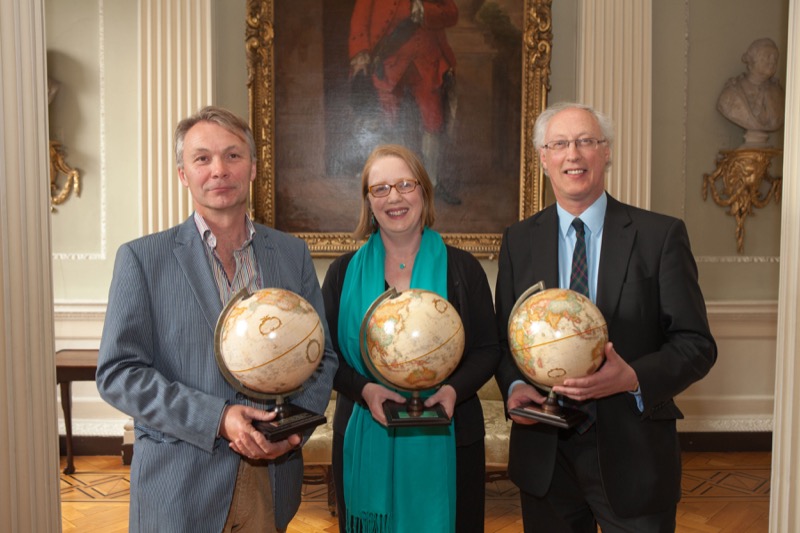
[271,0,525,237]
[348,0,461,204]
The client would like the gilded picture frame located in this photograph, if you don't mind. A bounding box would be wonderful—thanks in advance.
[246,0,552,257]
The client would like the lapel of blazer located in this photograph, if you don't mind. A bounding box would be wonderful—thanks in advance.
[173,217,224,332]
[596,194,635,323]
[251,225,281,288]
[529,206,560,292]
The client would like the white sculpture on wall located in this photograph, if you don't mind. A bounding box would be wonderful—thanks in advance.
[717,38,785,147]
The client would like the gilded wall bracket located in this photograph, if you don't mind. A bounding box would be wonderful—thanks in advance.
[49,140,81,212]
[702,147,782,254]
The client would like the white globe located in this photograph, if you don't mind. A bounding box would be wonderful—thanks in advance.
[215,288,324,395]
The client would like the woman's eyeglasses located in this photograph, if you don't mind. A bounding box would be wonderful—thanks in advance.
[368,179,419,198]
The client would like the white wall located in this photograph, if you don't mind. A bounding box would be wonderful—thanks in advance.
[48,0,783,439]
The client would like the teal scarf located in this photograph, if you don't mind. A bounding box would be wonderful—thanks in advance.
[338,228,456,532]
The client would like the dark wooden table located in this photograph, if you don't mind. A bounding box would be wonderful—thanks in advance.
[56,349,98,474]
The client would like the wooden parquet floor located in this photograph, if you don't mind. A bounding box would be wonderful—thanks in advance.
[60,452,770,532]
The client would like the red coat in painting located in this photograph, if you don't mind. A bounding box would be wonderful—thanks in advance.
[349,0,458,133]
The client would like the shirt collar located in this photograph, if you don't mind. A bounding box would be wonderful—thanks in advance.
[556,192,607,237]
[193,211,256,250]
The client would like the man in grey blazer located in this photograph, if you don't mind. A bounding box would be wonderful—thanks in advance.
[495,103,717,532]
[96,106,337,532]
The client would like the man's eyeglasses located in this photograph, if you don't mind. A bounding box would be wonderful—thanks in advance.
[542,138,608,152]
[368,179,419,198]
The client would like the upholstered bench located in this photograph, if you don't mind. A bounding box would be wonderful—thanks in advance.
[301,381,512,515]
[301,397,337,514]
[478,379,513,482]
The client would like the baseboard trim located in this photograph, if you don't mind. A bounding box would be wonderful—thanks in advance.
[679,432,772,452]
[61,432,773,460]
[59,435,122,457]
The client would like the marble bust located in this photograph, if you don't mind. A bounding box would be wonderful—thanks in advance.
[48,77,60,105]
[717,38,785,147]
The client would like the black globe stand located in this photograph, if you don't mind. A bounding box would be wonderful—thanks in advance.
[380,391,450,427]
[508,389,586,429]
[251,395,326,442]
[406,394,425,417]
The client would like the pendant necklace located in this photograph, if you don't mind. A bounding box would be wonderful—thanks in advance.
[390,247,417,271]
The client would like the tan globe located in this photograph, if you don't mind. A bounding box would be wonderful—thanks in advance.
[508,286,607,389]
[362,288,464,391]
[215,288,324,396]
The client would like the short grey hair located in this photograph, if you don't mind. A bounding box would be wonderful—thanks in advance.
[532,102,615,151]
[174,106,257,169]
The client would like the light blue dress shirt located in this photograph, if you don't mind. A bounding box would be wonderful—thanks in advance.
[555,194,606,303]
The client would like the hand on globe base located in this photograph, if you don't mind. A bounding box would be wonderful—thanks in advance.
[507,382,548,426]
[221,404,301,460]
[424,384,457,419]
[551,342,639,402]
[362,382,406,426]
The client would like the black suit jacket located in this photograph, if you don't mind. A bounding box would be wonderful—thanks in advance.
[495,194,717,518]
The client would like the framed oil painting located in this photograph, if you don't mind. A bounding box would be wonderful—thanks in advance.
[246,0,552,257]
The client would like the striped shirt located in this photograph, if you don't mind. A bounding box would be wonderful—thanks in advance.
[193,212,262,305]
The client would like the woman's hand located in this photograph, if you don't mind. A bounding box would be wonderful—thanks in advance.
[424,384,457,419]
[361,382,406,426]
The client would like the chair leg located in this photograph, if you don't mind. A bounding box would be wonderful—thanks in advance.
[325,466,336,516]
[61,381,75,475]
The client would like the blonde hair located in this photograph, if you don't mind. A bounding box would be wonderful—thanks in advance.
[352,144,436,240]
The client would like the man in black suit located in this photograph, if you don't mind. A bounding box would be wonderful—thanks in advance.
[495,102,717,532]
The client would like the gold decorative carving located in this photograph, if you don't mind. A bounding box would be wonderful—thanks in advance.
[520,0,552,219]
[246,0,275,225]
[49,140,81,212]
[246,0,552,258]
[702,148,782,254]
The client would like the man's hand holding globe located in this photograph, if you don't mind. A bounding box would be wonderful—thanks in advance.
[220,404,302,460]
[507,342,639,427]
[507,283,610,428]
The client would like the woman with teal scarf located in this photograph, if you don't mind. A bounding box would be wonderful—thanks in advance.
[322,145,500,532]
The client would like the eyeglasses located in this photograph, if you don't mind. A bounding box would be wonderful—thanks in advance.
[368,179,419,198]
[542,138,608,151]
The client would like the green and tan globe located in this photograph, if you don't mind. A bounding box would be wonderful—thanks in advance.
[215,288,324,396]
[508,287,607,389]
[361,288,464,391]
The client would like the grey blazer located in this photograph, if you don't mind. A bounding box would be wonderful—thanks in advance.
[96,216,337,532]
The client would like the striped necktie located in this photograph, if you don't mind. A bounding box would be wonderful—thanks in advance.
[570,218,589,298]
[568,217,595,432]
